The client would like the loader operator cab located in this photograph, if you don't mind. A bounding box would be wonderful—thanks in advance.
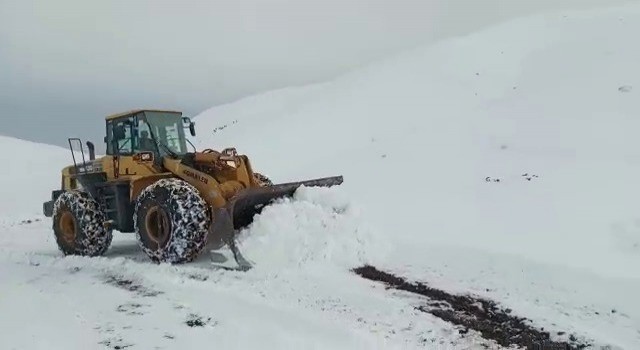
[105,110,196,160]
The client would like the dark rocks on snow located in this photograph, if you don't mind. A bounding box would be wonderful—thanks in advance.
[352,265,590,350]
[185,313,216,328]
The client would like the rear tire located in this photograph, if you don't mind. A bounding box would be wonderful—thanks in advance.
[134,178,210,264]
[52,191,113,257]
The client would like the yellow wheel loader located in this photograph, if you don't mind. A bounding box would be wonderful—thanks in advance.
[42,109,343,270]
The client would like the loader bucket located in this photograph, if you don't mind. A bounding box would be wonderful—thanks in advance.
[206,175,344,270]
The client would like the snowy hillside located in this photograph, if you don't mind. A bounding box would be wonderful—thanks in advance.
[1,3,640,350]
[194,3,640,349]
[0,135,74,217]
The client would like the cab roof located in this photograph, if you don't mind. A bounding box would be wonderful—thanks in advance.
[105,109,182,121]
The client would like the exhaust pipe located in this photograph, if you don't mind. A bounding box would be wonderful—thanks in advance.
[86,141,96,160]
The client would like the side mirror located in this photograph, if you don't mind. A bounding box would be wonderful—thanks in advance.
[182,116,196,136]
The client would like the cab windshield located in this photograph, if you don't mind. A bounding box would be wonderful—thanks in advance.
[140,111,188,156]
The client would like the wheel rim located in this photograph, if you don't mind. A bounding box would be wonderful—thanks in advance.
[59,211,76,245]
[145,206,171,248]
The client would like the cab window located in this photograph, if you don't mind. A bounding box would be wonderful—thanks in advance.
[136,120,157,152]
[106,116,135,155]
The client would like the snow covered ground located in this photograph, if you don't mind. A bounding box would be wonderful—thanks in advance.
[2,3,640,350]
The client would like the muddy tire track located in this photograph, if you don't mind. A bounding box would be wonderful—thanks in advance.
[353,265,590,350]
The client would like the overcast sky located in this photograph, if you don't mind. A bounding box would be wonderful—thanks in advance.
[0,0,631,150]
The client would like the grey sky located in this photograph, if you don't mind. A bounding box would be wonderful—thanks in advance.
[0,0,631,151]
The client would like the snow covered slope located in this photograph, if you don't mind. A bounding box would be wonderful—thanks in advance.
[193,3,640,348]
[0,135,74,217]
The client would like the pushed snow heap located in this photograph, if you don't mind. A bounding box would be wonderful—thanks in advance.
[234,185,386,271]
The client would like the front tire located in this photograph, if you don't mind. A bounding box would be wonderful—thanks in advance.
[52,191,113,257]
[134,178,210,264]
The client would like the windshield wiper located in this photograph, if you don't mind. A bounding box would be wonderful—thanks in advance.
[155,139,178,158]
[186,139,196,152]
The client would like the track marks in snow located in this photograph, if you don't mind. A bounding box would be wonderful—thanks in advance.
[96,331,135,350]
[104,274,165,298]
[98,271,220,349]
[0,250,221,349]
[116,302,148,316]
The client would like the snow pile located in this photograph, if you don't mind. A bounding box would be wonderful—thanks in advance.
[236,185,388,271]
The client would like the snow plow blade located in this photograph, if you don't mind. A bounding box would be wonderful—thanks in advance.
[207,175,344,270]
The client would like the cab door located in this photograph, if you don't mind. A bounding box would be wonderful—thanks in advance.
[103,114,158,182]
